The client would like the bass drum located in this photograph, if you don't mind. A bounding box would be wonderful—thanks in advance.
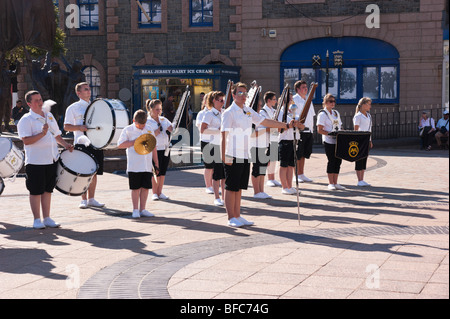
[55,146,99,196]
[84,99,130,150]
[0,177,4,196]
[0,137,24,179]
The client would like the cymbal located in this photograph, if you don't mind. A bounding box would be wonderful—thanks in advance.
[134,134,157,155]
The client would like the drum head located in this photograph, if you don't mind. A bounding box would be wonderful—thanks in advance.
[60,148,99,176]
[0,137,12,160]
[84,99,116,149]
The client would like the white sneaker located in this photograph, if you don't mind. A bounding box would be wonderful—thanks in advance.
[228,217,244,227]
[214,198,224,206]
[43,217,60,228]
[79,200,88,209]
[237,216,254,226]
[328,184,336,190]
[273,180,282,186]
[299,174,313,183]
[88,199,105,208]
[132,209,141,219]
[253,192,267,199]
[140,210,155,217]
[159,193,170,200]
[282,188,295,195]
[33,219,45,229]
[357,180,371,187]
[152,194,160,201]
[290,188,301,195]
[266,180,277,187]
[205,187,214,194]
[334,184,346,190]
[294,176,304,183]
[259,192,272,199]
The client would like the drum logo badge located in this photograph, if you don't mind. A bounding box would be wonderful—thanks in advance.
[348,141,359,158]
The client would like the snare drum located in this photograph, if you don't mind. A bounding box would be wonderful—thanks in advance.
[55,146,99,196]
[0,137,24,179]
[84,99,130,150]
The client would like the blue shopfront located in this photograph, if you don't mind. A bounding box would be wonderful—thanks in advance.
[131,65,241,115]
[280,37,400,105]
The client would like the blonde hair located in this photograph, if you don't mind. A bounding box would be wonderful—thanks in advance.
[146,99,162,113]
[75,82,90,93]
[355,97,372,114]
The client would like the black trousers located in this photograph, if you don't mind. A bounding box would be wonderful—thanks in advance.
[324,142,342,174]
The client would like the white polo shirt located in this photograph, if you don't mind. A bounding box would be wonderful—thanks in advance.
[196,108,207,141]
[202,108,221,145]
[353,112,372,132]
[64,99,89,144]
[17,110,62,165]
[293,94,316,133]
[277,110,294,141]
[147,116,171,151]
[117,123,156,173]
[317,109,342,145]
[260,105,279,143]
[221,102,265,159]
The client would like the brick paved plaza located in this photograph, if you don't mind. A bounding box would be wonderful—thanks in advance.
[0,146,448,299]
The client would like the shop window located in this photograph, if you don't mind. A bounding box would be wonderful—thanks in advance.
[190,0,213,27]
[83,66,101,100]
[138,0,162,28]
[78,0,99,30]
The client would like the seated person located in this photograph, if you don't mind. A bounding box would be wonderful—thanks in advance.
[435,110,449,149]
[418,111,436,151]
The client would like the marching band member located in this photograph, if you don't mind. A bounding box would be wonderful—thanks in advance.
[250,99,272,199]
[146,99,173,200]
[199,92,215,195]
[221,82,297,228]
[64,82,105,209]
[353,97,373,187]
[117,110,159,218]
[292,80,315,183]
[18,90,74,229]
[260,91,282,188]
[317,94,345,190]
[201,91,226,206]
[277,95,297,195]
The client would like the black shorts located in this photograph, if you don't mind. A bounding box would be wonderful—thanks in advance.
[279,140,295,168]
[25,163,57,196]
[156,150,170,176]
[201,141,216,169]
[77,144,104,175]
[128,172,153,190]
[250,147,269,177]
[355,157,368,171]
[224,158,250,192]
[297,132,313,159]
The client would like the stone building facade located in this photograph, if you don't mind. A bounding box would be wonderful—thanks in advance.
[15,0,448,117]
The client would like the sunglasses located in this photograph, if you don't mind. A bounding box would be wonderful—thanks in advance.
[328,100,336,103]
[216,99,224,103]
[236,92,248,97]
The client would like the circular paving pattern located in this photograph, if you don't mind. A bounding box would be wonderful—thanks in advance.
[77,225,449,299]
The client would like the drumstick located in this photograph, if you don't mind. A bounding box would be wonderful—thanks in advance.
[87,126,102,130]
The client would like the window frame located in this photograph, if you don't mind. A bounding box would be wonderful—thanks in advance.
[77,0,100,31]
[137,0,162,29]
[189,0,214,27]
